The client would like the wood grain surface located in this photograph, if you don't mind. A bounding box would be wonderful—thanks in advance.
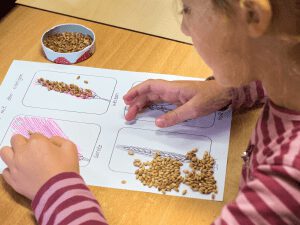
[16,0,192,43]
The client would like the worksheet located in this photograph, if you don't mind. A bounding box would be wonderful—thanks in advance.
[0,60,232,201]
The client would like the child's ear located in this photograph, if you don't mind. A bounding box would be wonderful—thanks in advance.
[241,0,272,38]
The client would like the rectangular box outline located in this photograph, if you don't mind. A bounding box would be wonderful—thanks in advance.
[0,114,102,167]
[22,70,117,115]
[108,126,213,174]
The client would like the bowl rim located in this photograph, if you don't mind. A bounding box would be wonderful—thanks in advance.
[41,23,96,55]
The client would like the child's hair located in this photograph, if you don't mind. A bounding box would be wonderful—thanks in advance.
[213,0,300,37]
[213,0,300,75]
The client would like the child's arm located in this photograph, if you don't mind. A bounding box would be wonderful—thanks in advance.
[212,164,300,225]
[231,80,267,111]
[0,134,108,225]
[123,79,266,128]
[32,172,107,225]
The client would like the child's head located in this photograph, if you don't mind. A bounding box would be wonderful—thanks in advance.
[181,0,300,87]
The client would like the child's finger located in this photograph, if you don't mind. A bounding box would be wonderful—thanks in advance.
[123,89,139,103]
[155,101,201,127]
[123,84,145,103]
[2,168,16,189]
[49,136,67,147]
[124,95,149,120]
[123,79,166,103]
[125,105,139,121]
[0,147,14,168]
[10,134,28,150]
[29,132,48,140]
[49,136,77,155]
[129,95,152,110]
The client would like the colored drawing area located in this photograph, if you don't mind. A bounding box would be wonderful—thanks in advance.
[0,116,101,167]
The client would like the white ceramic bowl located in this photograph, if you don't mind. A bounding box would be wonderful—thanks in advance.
[41,23,96,64]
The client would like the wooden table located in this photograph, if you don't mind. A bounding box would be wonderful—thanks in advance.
[17,0,192,43]
[0,5,261,225]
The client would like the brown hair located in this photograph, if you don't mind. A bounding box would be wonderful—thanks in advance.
[212,0,234,14]
[212,0,300,37]
[213,0,300,73]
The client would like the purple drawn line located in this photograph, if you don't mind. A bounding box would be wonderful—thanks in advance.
[10,116,88,161]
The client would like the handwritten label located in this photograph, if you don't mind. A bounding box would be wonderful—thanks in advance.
[217,110,231,121]
[0,106,7,114]
[93,144,102,158]
[0,74,24,118]
[112,93,119,106]
[13,74,23,90]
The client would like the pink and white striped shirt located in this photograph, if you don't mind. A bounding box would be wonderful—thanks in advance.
[32,172,108,225]
[213,81,300,225]
[31,80,300,225]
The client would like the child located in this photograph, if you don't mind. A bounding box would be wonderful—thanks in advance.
[1,0,299,224]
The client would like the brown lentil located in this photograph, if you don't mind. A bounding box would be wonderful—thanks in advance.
[133,159,142,167]
[183,150,218,195]
[134,153,184,194]
[128,150,134,156]
[133,148,218,196]
[43,32,93,53]
[37,77,94,99]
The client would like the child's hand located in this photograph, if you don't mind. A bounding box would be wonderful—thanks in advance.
[123,79,232,127]
[0,133,79,200]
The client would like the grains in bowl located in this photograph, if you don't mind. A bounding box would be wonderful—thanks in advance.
[43,32,93,53]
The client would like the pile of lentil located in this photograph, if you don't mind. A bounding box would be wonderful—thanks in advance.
[132,148,217,196]
[134,153,184,194]
[37,77,93,99]
[43,32,93,53]
[184,149,218,195]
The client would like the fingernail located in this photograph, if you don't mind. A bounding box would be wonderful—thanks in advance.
[156,118,166,127]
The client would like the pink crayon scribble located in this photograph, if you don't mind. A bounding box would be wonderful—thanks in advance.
[11,117,88,162]
[11,116,67,139]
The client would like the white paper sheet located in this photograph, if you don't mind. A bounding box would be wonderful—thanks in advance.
[0,60,232,201]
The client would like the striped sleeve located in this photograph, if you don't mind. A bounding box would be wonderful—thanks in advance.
[231,80,267,111]
[212,164,300,225]
[31,172,108,225]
